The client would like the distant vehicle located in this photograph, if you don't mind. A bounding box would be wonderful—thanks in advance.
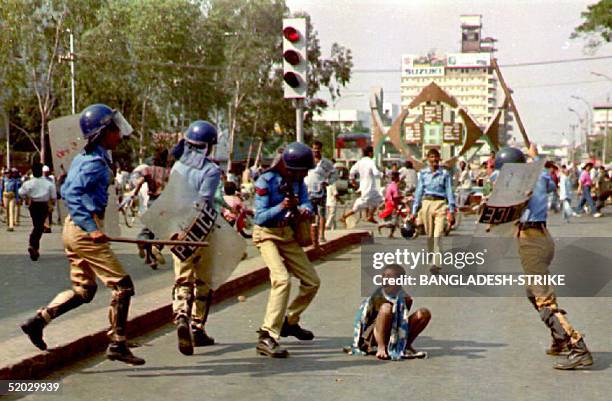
[335,133,370,163]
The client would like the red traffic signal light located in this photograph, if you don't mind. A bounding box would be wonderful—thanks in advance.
[283,26,300,42]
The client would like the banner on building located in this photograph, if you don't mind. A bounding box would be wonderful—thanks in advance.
[447,52,491,68]
[405,123,422,143]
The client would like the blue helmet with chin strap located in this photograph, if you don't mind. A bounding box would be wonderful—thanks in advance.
[79,104,114,140]
[185,120,217,147]
[282,142,315,171]
[494,147,526,170]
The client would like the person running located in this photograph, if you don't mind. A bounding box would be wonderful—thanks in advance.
[18,162,57,261]
[340,146,383,225]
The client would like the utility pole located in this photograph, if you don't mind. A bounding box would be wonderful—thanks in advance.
[68,29,76,114]
[296,99,304,143]
[604,108,609,165]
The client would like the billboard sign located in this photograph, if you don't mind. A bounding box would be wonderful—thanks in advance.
[447,52,491,68]
[402,54,445,77]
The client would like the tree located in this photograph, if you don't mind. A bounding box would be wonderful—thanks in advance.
[571,0,612,52]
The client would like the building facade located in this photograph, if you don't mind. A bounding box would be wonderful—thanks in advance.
[399,15,509,160]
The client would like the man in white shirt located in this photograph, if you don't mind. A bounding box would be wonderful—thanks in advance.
[340,146,383,225]
[19,162,57,261]
[398,160,418,194]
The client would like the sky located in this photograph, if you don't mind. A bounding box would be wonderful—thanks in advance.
[287,0,612,145]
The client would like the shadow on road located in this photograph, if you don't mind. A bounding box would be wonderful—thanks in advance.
[79,335,509,378]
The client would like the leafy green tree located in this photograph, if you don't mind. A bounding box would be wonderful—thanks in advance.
[571,0,612,52]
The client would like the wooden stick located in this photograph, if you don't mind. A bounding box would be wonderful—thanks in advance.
[107,236,209,247]
[492,58,530,148]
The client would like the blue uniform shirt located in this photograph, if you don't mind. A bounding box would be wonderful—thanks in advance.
[171,154,221,210]
[253,171,313,227]
[521,170,556,223]
[412,166,456,214]
[2,177,21,200]
[61,144,112,233]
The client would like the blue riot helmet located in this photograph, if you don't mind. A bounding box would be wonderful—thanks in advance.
[282,142,315,171]
[79,103,133,142]
[494,147,526,170]
[400,220,416,239]
[185,120,218,148]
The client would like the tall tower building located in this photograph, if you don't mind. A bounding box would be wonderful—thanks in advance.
[399,15,507,158]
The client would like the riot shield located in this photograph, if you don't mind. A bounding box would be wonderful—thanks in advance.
[140,170,201,240]
[141,170,246,289]
[48,115,120,236]
[472,159,546,256]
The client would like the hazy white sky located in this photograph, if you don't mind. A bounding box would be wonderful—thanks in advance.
[287,0,612,145]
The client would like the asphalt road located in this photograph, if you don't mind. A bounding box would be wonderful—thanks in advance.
[6,209,611,401]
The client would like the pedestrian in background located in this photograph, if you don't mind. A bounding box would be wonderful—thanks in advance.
[3,168,21,231]
[558,165,578,223]
[18,162,57,260]
[575,163,601,217]
[410,148,456,274]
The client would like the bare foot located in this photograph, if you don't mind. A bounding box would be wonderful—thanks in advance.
[376,348,390,360]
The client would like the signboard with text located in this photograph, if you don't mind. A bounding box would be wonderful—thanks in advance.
[405,123,422,143]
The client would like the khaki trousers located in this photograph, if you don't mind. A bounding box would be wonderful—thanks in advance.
[417,199,448,264]
[518,228,582,343]
[172,247,212,327]
[62,216,127,290]
[253,225,320,339]
[3,192,16,229]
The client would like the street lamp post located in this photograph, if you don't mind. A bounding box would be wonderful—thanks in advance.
[568,107,587,155]
[571,95,592,141]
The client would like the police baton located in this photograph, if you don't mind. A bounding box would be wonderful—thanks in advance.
[107,236,209,247]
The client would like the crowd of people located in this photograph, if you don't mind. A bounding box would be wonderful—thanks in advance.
[4,102,606,371]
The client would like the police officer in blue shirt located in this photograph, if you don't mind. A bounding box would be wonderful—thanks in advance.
[170,120,221,356]
[21,104,145,365]
[410,148,456,273]
[496,145,592,370]
[252,142,320,358]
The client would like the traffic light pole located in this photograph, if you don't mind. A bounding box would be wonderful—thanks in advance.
[296,99,304,143]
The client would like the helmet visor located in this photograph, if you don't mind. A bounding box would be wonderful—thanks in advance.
[112,110,133,138]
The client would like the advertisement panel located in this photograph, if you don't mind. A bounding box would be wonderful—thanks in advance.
[402,54,445,77]
[447,52,491,68]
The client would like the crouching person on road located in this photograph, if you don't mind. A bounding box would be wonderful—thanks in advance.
[345,264,431,361]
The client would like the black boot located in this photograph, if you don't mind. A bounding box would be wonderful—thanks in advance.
[176,316,193,356]
[256,329,288,358]
[106,341,145,365]
[554,339,593,370]
[192,326,215,347]
[281,318,314,341]
[546,337,570,356]
[20,314,47,351]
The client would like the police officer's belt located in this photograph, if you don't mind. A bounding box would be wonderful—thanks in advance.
[423,195,445,201]
[518,221,547,231]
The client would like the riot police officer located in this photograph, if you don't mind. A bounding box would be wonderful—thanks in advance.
[20,104,145,365]
[253,142,321,358]
[170,120,221,356]
[496,145,592,370]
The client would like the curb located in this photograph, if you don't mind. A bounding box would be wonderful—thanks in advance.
[0,230,371,380]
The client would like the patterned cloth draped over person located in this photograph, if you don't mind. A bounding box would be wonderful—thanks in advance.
[20,103,145,365]
[346,265,430,361]
[169,120,221,356]
[252,142,320,358]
